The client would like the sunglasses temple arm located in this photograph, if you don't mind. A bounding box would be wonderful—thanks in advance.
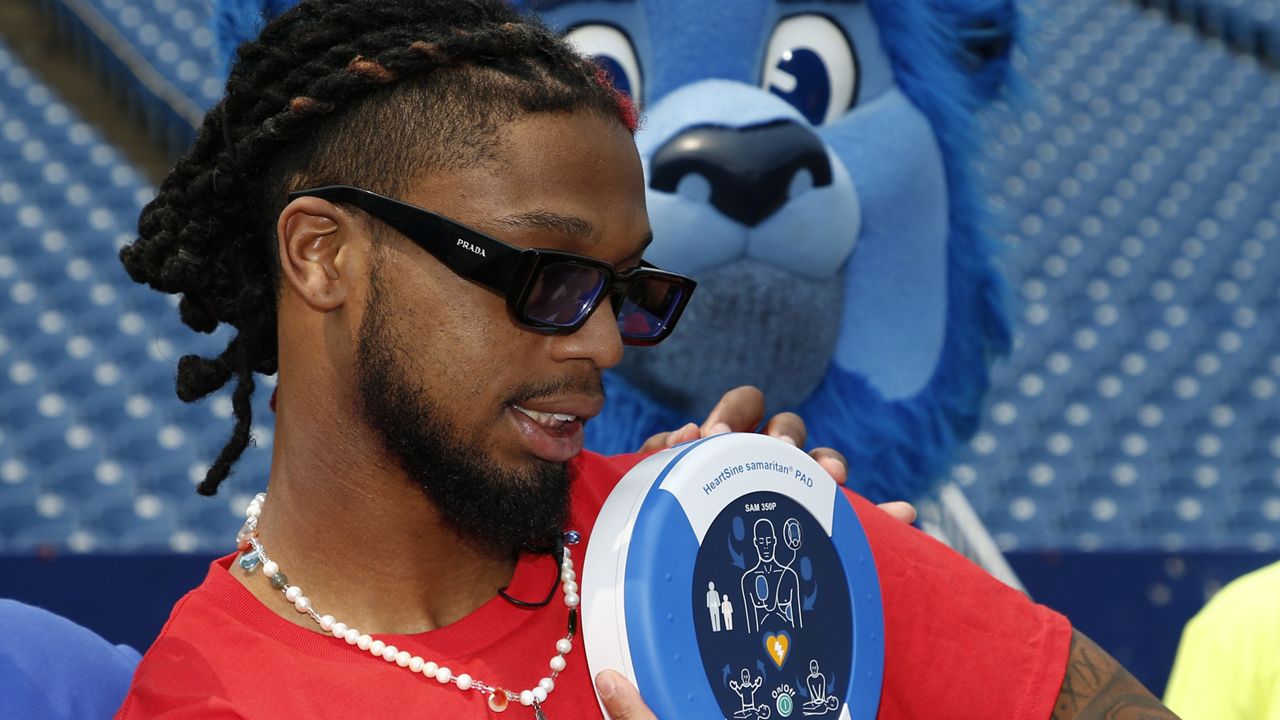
[363,195,525,293]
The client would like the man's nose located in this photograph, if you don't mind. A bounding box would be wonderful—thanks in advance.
[549,296,624,369]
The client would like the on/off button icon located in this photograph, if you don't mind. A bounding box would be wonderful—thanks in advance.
[773,685,796,717]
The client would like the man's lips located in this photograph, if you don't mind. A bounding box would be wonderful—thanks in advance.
[510,395,605,426]
[512,406,581,430]
[507,395,604,463]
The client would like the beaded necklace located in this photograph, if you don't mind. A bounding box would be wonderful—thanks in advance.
[235,492,579,719]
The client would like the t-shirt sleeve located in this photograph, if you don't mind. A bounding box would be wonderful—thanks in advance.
[843,489,1072,719]
[1163,606,1242,720]
[116,631,252,720]
[119,697,249,720]
[0,599,141,720]
[1163,561,1280,720]
[115,590,251,720]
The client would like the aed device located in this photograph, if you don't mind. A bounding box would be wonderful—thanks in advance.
[583,433,884,719]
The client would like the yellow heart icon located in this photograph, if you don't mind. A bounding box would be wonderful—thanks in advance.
[764,633,790,668]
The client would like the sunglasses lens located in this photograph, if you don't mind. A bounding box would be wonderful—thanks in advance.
[617,277,686,340]
[523,262,608,327]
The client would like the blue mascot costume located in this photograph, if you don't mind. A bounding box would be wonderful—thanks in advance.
[217,0,1016,503]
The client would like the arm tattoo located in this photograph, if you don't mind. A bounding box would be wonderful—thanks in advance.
[1051,630,1181,720]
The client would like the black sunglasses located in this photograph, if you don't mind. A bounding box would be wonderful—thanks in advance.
[288,185,696,346]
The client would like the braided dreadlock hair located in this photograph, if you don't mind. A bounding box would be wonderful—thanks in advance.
[119,0,637,496]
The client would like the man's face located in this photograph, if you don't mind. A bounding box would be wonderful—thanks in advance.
[354,111,650,552]
[753,519,777,562]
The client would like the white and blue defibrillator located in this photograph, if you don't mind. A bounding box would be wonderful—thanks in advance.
[583,433,885,719]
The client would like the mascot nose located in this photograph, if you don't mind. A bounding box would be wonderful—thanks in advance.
[648,120,833,227]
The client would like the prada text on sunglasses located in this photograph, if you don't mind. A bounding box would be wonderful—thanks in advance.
[288,185,697,346]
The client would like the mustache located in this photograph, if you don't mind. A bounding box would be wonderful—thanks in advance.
[504,371,605,407]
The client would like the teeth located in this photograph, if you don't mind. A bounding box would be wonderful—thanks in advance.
[514,405,579,428]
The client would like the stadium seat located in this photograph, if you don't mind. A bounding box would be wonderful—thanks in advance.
[0,497,78,552]
[83,494,177,551]
[0,460,41,509]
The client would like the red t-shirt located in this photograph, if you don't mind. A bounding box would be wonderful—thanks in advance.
[117,451,1070,719]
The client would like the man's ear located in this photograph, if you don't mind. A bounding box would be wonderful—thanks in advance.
[277,196,356,312]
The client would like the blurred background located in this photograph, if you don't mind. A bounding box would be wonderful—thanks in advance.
[0,0,1276,698]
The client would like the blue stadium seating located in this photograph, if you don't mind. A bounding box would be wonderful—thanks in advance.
[0,38,272,553]
[1147,0,1280,61]
[38,0,220,154]
[959,0,1280,551]
[0,0,1276,555]
[0,497,77,552]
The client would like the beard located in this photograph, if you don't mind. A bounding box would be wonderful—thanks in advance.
[354,270,575,556]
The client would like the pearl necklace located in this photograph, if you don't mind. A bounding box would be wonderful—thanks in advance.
[234,492,579,719]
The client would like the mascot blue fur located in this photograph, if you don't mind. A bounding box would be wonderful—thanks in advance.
[215,0,1015,503]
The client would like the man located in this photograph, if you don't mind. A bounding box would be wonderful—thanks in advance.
[728,668,764,719]
[1163,560,1280,719]
[0,600,140,720]
[116,1,1177,717]
[706,582,722,633]
[804,659,837,715]
[741,518,803,633]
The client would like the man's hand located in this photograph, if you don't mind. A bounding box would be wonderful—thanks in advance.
[640,386,917,525]
[595,670,656,720]
[639,385,845,477]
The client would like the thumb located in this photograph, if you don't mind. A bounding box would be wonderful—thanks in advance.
[595,670,657,720]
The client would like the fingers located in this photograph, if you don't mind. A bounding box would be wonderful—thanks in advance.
[638,432,669,452]
[595,670,657,720]
[638,385,766,453]
[666,422,700,447]
[640,422,698,451]
[701,386,766,436]
[876,501,917,525]
[809,447,849,485]
[762,411,806,448]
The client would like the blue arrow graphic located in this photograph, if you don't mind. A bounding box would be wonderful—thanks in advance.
[728,533,745,569]
[803,581,819,611]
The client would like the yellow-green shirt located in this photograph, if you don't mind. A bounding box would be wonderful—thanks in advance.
[1164,560,1280,720]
